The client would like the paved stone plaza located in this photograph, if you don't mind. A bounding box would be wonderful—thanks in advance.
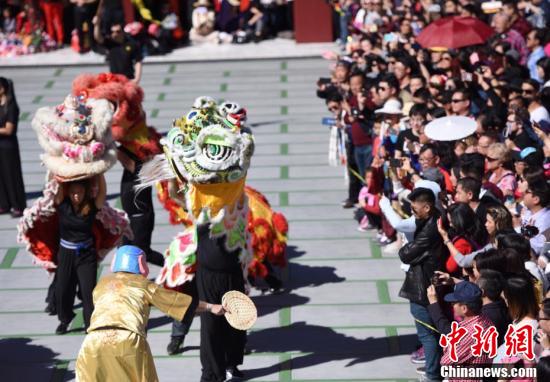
[0,58,418,381]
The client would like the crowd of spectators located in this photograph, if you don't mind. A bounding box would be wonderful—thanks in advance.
[318,1,550,380]
[0,0,294,57]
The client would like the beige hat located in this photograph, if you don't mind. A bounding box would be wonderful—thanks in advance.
[374,99,403,115]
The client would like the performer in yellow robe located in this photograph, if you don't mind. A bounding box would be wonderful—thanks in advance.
[76,245,225,382]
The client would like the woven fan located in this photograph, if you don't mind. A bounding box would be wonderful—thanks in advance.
[222,291,257,331]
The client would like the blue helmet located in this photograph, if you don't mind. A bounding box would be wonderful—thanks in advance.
[111,245,148,276]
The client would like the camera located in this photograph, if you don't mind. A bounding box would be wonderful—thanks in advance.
[351,108,361,118]
[389,158,403,168]
[521,225,539,239]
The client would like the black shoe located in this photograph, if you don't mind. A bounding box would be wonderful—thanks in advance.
[226,366,244,380]
[341,199,355,209]
[55,322,69,335]
[167,336,184,355]
[10,210,23,218]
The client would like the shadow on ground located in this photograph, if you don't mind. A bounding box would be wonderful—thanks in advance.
[0,337,75,382]
[285,245,346,290]
[245,322,417,379]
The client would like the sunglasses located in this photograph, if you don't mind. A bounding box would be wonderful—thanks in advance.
[486,156,499,162]
[522,89,535,95]
[328,106,339,112]
[451,99,465,103]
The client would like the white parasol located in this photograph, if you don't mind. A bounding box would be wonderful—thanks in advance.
[424,116,477,141]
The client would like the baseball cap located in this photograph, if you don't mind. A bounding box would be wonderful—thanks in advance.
[444,281,482,303]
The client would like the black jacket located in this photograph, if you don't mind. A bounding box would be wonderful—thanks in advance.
[481,299,511,345]
[398,213,446,305]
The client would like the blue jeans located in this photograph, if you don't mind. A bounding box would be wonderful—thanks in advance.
[353,144,373,183]
[339,13,349,44]
[410,302,441,381]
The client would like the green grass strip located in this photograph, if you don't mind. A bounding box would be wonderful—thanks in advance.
[223,70,231,77]
[376,280,391,304]
[44,80,55,89]
[280,74,287,83]
[70,309,84,331]
[50,359,70,382]
[279,192,289,207]
[20,111,30,121]
[280,166,289,179]
[151,109,159,118]
[168,64,176,73]
[0,248,18,269]
[279,143,288,155]
[220,83,228,92]
[32,95,43,104]
[163,78,172,86]
[53,68,63,77]
[279,353,292,382]
[279,307,291,327]
[157,92,165,101]
[370,239,382,259]
[280,123,288,133]
[280,90,288,98]
[281,106,288,115]
[281,61,287,70]
[114,197,122,209]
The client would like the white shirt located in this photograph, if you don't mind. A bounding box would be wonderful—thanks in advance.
[522,207,550,255]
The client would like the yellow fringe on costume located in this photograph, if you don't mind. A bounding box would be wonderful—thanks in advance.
[188,178,246,219]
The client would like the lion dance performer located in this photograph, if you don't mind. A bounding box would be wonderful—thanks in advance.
[71,73,165,266]
[75,245,225,382]
[156,99,289,357]
[17,95,131,333]
[139,96,288,381]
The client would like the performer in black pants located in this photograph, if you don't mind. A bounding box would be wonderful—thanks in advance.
[0,77,26,217]
[54,175,106,335]
[118,147,164,267]
[167,279,198,355]
[195,224,246,382]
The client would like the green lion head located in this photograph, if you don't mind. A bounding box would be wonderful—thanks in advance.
[140,97,254,186]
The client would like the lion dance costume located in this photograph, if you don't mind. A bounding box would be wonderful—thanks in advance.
[18,95,131,272]
[138,96,288,381]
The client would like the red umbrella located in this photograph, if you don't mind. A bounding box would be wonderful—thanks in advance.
[416,16,494,50]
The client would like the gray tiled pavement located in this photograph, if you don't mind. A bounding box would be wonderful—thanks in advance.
[0,58,418,382]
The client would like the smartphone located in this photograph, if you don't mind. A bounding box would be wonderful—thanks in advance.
[461,72,473,82]
[503,123,512,138]
[469,52,480,66]
[389,158,403,168]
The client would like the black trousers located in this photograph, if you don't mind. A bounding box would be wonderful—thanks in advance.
[120,168,164,267]
[0,140,26,211]
[345,140,361,203]
[56,246,97,329]
[171,280,198,338]
[73,4,95,51]
[197,267,246,382]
